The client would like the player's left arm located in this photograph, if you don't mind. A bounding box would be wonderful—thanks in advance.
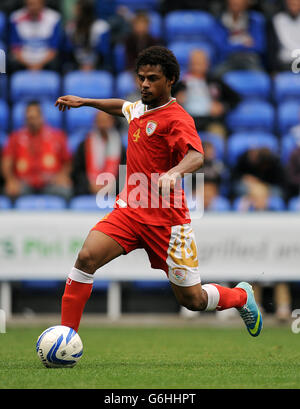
[158,148,204,196]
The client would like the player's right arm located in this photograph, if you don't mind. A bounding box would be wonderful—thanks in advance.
[55,95,126,117]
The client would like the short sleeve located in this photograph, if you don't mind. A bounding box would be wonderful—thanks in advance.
[167,117,204,157]
[122,101,132,123]
[122,100,144,124]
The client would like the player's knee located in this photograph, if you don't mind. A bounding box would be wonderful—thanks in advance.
[76,247,97,274]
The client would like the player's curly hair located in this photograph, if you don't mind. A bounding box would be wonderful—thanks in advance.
[135,46,180,85]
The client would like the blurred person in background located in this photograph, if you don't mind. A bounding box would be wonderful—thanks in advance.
[200,141,226,186]
[232,147,286,198]
[72,110,122,196]
[234,180,292,322]
[9,0,62,72]
[235,179,275,211]
[213,0,266,77]
[1,101,72,199]
[182,49,240,137]
[285,145,300,200]
[124,11,161,71]
[267,0,300,73]
[64,0,111,71]
[187,141,229,212]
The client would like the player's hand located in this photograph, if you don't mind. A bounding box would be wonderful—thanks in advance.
[158,171,181,198]
[55,95,85,111]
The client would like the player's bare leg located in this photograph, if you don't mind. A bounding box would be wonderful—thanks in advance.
[170,281,248,312]
[170,282,208,311]
[61,230,125,331]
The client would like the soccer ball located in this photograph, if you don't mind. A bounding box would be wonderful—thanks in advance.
[36,325,83,368]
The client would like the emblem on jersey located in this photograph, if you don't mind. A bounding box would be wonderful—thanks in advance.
[145,120,157,136]
[171,267,188,283]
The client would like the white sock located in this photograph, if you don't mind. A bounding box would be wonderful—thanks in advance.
[202,284,220,311]
[68,267,94,284]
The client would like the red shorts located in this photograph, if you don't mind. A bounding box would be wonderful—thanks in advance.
[91,208,201,287]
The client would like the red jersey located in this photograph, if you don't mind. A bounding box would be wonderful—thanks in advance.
[114,98,204,226]
[3,124,71,189]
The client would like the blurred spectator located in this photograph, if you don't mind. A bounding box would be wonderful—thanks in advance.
[108,6,133,47]
[203,181,224,211]
[182,49,240,136]
[201,141,226,185]
[1,101,72,199]
[72,111,122,196]
[171,80,187,107]
[285,145,300,199]
[253,282,292,322]
[124,11,160,71]
[232,147,285,198]
[188,179,230,212]
[213,0,266,77]
[64,0,111,71]
[9,0,62,72]
[267,0,300,73]
[234,179,272,211]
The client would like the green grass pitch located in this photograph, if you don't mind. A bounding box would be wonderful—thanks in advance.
[0,325,299,389]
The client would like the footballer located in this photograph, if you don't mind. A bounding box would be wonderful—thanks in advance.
[55,46,262,337]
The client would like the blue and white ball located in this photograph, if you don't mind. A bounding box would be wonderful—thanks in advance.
[36,325,83,368]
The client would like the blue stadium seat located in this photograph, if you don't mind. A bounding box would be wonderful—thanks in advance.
[168,41,216,71]
[14,195,66,210]
[116,71,137,98]
[187,194,231,212]
[0,195,12,209]
[21,280,63,291]
[165,11,216,43]
[69,195,99,211]
[65,105,97,133]
[95,0,116,19]
[277,101,300,134]
[0,100,8,131]
[233,195,285,211]
[227,132,279,166]
[93,280,110,291]
[0,12,6,40]
[70,195,99,211]
[273,71,300,102]
[70,195,114,211]
[113,43,126,73]
[63,70,113,99]
[0,131,7,147]
[67,130,87,153]
[226,101,275,132]
[12,101,63,130]
[288,197,300,211]
[132,280,170,290]
[281,134,299,163]
[148,11,163,39]
[0,74,7,100]
[206,196,231,212]
[223,70,271,100]
[200,132,225,161]
[115,0,159,11]
[10,70,61,102]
